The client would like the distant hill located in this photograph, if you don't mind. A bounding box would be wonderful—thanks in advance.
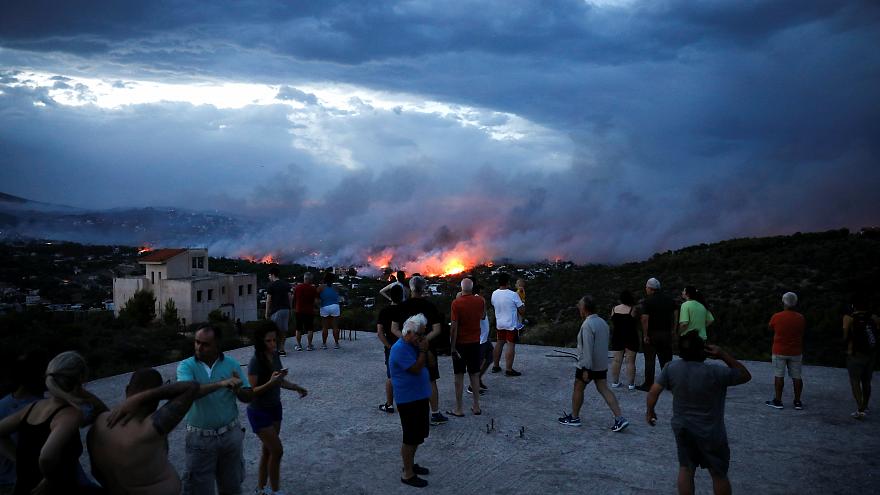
[499,228,880,368]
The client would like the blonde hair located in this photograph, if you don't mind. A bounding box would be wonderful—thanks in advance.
[45,351,87,405]
[402,313,427,336]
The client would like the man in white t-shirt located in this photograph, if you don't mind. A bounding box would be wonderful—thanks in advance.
[491,273,525,376]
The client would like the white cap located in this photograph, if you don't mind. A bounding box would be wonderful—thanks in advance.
[646,278,661,290]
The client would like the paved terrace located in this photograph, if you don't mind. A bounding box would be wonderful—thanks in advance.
[84,335,878,494]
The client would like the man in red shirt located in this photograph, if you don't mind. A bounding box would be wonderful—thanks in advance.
[766,292,806,410]
[449,278,485,417]
[293,272,319,351]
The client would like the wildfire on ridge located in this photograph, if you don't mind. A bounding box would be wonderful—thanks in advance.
[137,244,152,255]
[241,253,278,264]
[368,244,490,278]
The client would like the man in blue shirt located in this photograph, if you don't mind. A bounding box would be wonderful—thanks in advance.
[177,325,253,495]
[389,314,432,488]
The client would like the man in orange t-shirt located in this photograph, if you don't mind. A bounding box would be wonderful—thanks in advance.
[765,292,806,410]
[449,278,486,417]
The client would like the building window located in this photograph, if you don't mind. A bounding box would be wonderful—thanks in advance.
[247,284,253,295]
[221,286,226,295]
[208,289,213,301]
[158,272,162,280]
[192,257,197,269]
[151,271,155,283]
[198,257,205,269]
[239,285,243,296]
[196,290,203,302]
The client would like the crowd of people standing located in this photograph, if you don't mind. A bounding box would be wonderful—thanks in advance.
[0,268,875,494]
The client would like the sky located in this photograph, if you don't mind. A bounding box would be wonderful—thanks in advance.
[1,0,879,271]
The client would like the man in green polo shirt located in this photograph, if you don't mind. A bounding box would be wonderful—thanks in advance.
[177,325,253,495]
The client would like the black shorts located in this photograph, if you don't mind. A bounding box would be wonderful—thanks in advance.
[427,350,440,381]
[611,328,640,352]
[673,426,730,476]
[480,342,494,364]
[575,367,607,382]
[295,312,314,333]
[398,398,430,446]
[452,343,482,374]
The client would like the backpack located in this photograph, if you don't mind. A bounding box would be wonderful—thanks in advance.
[849,312,877,354]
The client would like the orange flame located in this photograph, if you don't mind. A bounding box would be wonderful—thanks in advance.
[367,243,490,278]
[137,245,152,255]
[240,253,278,264]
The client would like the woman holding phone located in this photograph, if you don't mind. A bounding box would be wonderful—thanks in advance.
[248,324,308,495]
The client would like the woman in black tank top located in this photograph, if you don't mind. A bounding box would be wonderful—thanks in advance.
[0,351,104,495]
[13,402,83,494]
[609,290,639,389]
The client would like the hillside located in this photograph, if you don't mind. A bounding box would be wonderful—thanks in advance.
[503,228,880,368]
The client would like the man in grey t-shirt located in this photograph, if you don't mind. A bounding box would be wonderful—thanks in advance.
[646,334,751,495]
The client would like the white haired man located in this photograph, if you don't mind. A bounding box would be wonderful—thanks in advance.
[449,278,484,416]
[766,292,806,410]
[392,276,447,425]
[389,314,432,488]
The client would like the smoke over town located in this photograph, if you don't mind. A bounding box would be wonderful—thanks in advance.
[1,1,879,270]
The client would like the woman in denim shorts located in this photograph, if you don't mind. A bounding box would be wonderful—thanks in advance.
[247,324,308,495]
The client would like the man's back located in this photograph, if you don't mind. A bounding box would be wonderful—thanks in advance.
[658,360,741,438]
[491,289,522,330]
[643,292,675,334]
[88,412,180,495]
[769,310,805,356]
[451,295,485,344]
[267,279,290,314]
[294,283,317,314]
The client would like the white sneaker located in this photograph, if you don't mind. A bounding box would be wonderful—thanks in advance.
[610,382,621,388]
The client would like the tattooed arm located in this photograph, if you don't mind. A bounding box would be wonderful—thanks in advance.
[106,381,200,436]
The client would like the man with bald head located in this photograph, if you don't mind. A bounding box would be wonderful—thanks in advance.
[449,278,485,416]
[88,368,240,495]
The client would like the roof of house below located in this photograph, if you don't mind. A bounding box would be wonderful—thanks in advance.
[138,248,188,263]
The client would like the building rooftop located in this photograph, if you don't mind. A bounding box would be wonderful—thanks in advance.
[80,339,877,494]
[138,248,188,263]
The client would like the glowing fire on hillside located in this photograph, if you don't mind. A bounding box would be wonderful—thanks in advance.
[137,245,152,255]
[369,243,491,278]
[241,254,278,264]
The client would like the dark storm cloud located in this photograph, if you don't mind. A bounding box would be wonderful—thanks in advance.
[1,0,879,264]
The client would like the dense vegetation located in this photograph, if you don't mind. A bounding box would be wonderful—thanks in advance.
[1,228,877,386]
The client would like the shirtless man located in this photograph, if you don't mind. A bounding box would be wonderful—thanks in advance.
[87,368,240,495]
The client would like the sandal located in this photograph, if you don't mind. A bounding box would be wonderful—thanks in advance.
[445,410,465,418]
[471,408,482,416]
[401,475,428,488]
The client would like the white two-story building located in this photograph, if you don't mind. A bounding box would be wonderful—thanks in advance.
[113,248,258,326]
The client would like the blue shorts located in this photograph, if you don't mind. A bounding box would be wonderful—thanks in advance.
[246,404,282,433]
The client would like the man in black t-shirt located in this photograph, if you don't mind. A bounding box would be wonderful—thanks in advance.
[391,276,448,425]
[377,289,403,413]
[265,267,292,356]
[637,277,678,391]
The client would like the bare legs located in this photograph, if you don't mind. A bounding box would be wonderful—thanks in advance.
[256,422,283,492]
[677,466,730,495]
[571,377,622,419]
[321,316,339,346]
[610,350,636,385]
[453,372,481,415]
[385,378,394,407]
[401,443,418,479]
[492,338,516,371]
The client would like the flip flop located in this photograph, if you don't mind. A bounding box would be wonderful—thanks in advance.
[471,408,482,416]
[446,410,465,418]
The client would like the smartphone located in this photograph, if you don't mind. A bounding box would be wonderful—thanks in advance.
[280,367,289,374]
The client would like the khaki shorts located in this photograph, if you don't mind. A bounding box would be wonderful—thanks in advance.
[182,423,245,495]
[772,354,803,379]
